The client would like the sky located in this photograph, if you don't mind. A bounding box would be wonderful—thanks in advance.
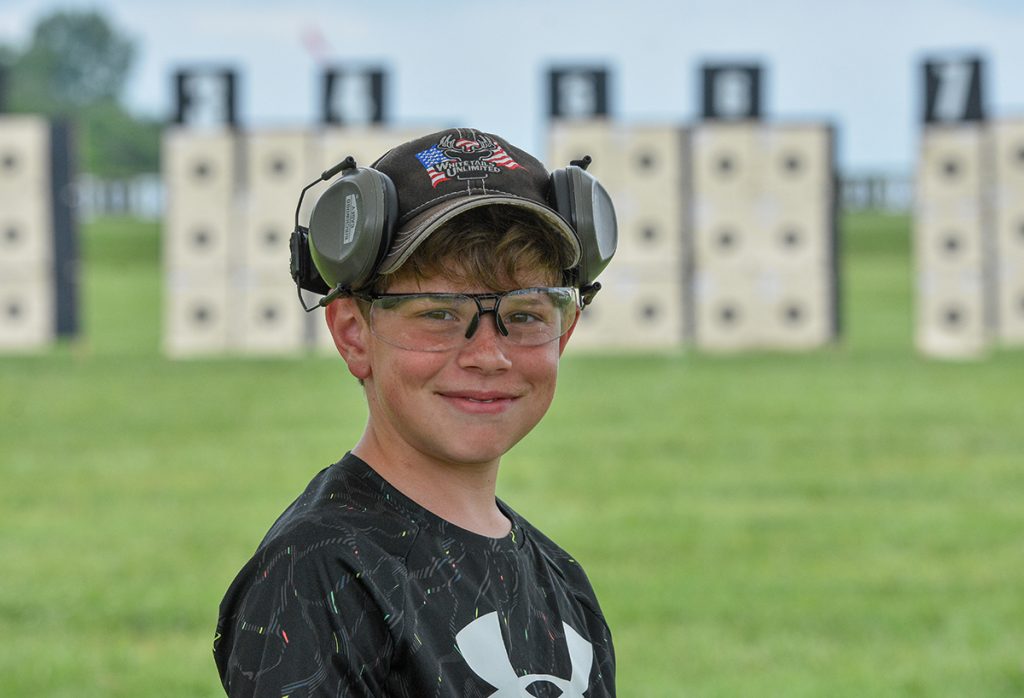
[2,0,1024,172]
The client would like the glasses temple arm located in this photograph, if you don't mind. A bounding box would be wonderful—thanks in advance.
[297,284,355,313]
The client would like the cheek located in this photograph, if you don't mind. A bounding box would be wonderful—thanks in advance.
[371,349,446,405]
[521,346,562,393]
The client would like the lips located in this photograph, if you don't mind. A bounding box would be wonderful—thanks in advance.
[437,390,521,414]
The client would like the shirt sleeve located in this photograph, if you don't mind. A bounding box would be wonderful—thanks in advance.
[215,536,403,697]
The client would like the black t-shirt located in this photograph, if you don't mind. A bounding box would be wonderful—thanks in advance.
[214,453,615,697]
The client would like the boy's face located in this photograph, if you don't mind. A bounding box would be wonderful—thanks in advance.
[333,267,576,470]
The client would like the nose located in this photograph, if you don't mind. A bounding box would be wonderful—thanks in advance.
[457,312,512,372]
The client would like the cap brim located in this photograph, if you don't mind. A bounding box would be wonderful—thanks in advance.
[377,196,582,276]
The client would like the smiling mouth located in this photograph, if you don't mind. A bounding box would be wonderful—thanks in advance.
[438,392,519,408]
[448,395,515,403]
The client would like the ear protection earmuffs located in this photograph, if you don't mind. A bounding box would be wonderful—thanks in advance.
[306,160,398,292]
[550,156,618,292]
[289,155,617,309]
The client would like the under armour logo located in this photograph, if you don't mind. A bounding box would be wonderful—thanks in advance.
[455,612,593,697]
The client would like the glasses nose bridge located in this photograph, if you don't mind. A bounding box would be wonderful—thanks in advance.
[464,293,508,340]
[472,293,502,315]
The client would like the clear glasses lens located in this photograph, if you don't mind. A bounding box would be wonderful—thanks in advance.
[369,288,579,352]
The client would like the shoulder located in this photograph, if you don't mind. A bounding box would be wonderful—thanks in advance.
[261,455,422,562]
[504,502,607,619]
[231,457,426,606]
[219,455,426,621]
[215,456,421,694]
[505,502,588,575]
[501,503,617,690]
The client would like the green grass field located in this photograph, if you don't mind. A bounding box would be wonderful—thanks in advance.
[1,213,1022,696]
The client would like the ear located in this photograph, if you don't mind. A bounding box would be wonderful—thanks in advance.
[325,298,372,381]
[557,308,581,357]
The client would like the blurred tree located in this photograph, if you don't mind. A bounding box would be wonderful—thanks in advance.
[3,10,159,177]
[79,100,162,177]
[0,47,13,113]
[10,10,134,111]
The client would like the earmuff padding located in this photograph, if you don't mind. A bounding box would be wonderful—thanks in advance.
[308,167,397,290]
[550,166,618,287]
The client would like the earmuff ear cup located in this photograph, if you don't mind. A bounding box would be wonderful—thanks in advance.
[550,166,618,287]
[307,166,398,290]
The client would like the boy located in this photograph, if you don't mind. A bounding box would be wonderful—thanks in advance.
[215,128,616,696]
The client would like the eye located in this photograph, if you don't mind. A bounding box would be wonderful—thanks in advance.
[501,291,563,327]
[418,308,460,322]
[503,305,559,327]
[399,296,470,323]
[504,310,545,325]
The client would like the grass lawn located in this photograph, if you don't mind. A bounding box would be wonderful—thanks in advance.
[0,212,1022,696]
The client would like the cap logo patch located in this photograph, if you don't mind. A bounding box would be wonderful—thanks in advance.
[415,133,524,188]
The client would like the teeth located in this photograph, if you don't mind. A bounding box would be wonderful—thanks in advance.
[468,398,495,403]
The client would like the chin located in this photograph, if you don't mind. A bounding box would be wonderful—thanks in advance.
[430,433,526,468]
[439,445,513,468]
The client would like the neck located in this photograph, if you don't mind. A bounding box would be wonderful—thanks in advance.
[352,429,512,539]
